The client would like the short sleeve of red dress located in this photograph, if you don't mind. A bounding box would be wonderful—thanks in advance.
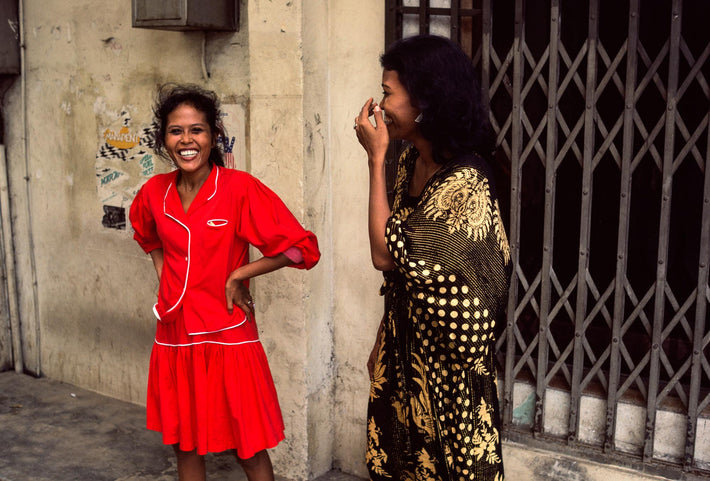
[236,176,320,270]
[129,184,163,254]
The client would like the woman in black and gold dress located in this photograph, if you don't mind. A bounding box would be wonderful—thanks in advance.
[355,35,511,481]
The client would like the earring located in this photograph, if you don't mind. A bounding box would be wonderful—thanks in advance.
[415,113,423,123]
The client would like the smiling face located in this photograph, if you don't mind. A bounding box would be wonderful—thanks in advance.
[164,102,216,177]
[380,69,421,142]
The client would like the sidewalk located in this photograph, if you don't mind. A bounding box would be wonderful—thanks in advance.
[0,371,362,481]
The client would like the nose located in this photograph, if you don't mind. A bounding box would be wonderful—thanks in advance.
[180,131,192,143]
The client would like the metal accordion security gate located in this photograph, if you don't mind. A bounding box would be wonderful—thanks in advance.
[385,0,710,477]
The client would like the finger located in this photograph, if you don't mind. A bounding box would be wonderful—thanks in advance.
[226,297,234,314]
[358,98,373,123]
[367,102,378,118]
[243,301,254,317]
[372,105,383,127]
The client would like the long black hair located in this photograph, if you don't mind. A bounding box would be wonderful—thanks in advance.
[151,83,226,167]
[380,35,495,164]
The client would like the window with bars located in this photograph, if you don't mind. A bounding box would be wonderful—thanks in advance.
[384,0,710,477]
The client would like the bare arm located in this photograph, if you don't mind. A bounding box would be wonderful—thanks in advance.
[225,253,294,315]
[356,100,396,271]
[149,249,164,283]
[368,157,395,271]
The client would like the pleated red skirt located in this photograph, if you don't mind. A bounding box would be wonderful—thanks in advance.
[146,313,285,459]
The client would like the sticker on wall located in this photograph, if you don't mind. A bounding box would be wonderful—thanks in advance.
[95,108,157,230]
[219,104,246,171]
[101,205,126,230]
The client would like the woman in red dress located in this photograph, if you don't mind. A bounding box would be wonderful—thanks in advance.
[130,84,320,481]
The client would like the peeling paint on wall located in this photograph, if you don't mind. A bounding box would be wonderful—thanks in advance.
[513,390,536,426]
[95,108,155,230]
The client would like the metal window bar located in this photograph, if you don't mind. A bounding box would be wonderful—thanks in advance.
[567,0,600,444]
[384,0,710,476]
[385,1,484,49]
[687,63,710,470]
[607,0,640,454]
[645,0,682,463]
[534,0,561,436]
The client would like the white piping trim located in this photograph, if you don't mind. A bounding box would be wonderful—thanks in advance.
[188,315,248,335]
[154,338,260,348]
[161,182,191,316]
[206,166,219,201]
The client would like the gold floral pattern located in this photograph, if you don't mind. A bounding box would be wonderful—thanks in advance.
[414,448,440,480]
[473,356,490,376]
[471,398,501,465]
[493,199,511,264]
[367,147,509,481]
[410,352,436,439]
[369,326,387,402]
[423,169,493,241]
[366,417,391,478]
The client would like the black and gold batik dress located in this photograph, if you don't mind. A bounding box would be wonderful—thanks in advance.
[367,146,511,481]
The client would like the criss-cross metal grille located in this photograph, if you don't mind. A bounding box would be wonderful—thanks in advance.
[385,0,710,475]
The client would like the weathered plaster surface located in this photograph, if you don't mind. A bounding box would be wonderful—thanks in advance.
[302,0,335,477]
[9,0,252,406]
[4,0,385,479]
[328,1,386,477]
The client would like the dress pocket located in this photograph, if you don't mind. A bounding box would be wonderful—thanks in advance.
[206,218,228,228]
[204,218,230,249]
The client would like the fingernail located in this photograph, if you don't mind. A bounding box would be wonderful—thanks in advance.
[374,105,380,112]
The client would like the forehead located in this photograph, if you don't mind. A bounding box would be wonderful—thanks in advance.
[167,103,209,125]
[382,69,403,89]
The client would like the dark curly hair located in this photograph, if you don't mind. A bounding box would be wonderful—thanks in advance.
[381,35,494,164]
[151,83,226,167]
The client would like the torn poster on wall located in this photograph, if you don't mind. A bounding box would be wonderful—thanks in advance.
[95,108,156,230]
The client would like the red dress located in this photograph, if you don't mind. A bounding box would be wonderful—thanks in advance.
[129,165,320,458]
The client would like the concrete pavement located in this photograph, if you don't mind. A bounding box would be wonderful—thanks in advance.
[3,370,698,481]
[0,372,362,481]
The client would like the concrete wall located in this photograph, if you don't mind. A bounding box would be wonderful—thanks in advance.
[1,0,385,479]
[328,4,385,477]
[4,0,227,398]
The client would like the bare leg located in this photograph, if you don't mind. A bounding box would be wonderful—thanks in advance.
[173,445,206,481]
[236,450,275,481]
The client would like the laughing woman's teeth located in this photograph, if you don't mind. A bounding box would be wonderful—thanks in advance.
[180,149,198,159]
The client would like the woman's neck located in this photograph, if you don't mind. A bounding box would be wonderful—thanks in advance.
[177,164,212,192]
[409,139,442,197]
[413,140,440,175]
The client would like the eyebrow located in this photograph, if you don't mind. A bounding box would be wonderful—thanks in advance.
[167,123,208,129]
